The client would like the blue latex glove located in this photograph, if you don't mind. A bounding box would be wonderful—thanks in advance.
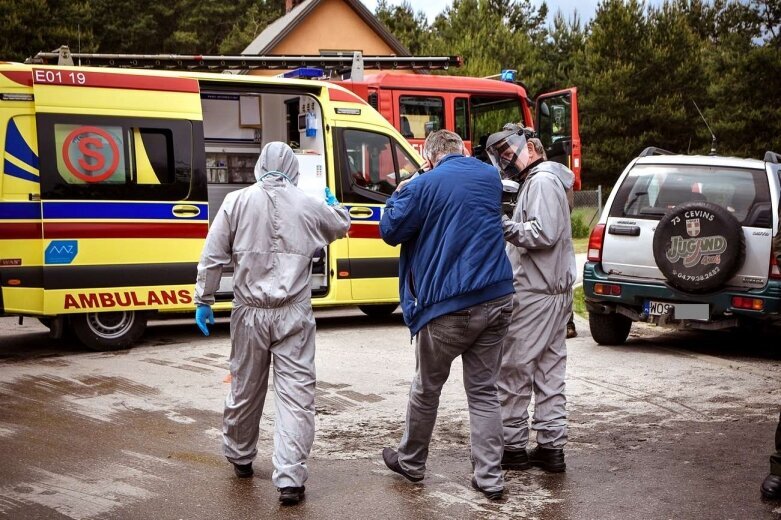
[195,304,214,336]
[324,186,339,206]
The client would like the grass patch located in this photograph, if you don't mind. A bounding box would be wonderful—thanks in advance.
[573,237,588,254]
[573,285,587,318]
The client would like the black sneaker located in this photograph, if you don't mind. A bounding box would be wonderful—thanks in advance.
[528,445,566,473]
[382,447,423,482]
[501,448,530,470]
[471,477,504,501]
[232,462,253,478]
[566,321,578,339]
[279,486,305,505]
[761,474,781,500]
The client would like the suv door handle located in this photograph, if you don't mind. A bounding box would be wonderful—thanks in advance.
[172,204,202,218]
[608,224,640,236]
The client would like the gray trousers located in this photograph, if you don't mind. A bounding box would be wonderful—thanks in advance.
[498,289,570,450]
[397,295,513,493]
[222,300,316,488]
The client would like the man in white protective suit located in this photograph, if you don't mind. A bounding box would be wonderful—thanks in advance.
[485,129,576,474]
[193,141,350,505]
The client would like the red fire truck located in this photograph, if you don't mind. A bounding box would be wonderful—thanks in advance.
[335,72,581,189]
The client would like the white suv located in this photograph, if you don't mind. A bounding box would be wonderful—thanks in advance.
[583,148,781,345]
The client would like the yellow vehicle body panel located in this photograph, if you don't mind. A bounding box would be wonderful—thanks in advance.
[0,64,414,336]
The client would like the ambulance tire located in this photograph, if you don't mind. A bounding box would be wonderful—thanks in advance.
[70,311,148,351]
[358,304,398,318]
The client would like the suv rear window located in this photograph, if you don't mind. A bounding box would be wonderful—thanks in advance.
[610,163,771,226]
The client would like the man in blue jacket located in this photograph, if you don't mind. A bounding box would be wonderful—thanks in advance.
[379,130,514,501]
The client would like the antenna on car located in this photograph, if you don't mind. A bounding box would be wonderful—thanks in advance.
[692,100,717,156]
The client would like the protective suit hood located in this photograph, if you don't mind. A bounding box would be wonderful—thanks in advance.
[254,142,300,185]
[532,161,575,191]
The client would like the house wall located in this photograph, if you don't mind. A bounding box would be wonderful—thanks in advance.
[249,0,413,76]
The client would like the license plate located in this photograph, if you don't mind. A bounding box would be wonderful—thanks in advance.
[643,301,709,321]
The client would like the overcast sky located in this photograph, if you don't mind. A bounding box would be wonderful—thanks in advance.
[359,0,666,25]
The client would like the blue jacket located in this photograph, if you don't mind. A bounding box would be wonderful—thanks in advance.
[380,154,514,335]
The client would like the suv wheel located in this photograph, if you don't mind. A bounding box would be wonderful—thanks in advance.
[589,312,631,345]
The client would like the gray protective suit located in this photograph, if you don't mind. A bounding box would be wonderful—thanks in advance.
[498,160,576,450]
[195,142,350,488]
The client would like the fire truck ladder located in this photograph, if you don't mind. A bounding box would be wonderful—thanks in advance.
[27,46,462,81]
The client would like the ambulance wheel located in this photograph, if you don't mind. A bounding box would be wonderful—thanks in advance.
[70,311,147,351]
[358,304,398,318]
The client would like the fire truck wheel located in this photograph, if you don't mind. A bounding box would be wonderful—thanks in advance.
[70,311,148,351]
[652,201,744,293]
[358,304,398,318]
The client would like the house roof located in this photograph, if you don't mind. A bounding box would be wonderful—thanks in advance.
[242,0,410,56]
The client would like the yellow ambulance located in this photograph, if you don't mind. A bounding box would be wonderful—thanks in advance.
[0,61,421,349]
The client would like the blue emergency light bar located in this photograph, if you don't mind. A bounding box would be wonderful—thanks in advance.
[500,69,517,82]
[282,67,325,79]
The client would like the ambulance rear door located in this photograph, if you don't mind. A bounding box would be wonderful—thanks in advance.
[31,67,206,349]
[535,87,581,190]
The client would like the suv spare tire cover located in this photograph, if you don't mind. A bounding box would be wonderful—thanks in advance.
[652,201,745,293]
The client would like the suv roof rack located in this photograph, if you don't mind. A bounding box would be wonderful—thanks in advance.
[638,146,676,157]
[25,46,462,82]
[764,151,781,164]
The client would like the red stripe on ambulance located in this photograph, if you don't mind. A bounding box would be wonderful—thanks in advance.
[0,71,33,86]
[0,222,42,239]
[43,222,208,239]
[33,68,200,93]
[347,223,381,239]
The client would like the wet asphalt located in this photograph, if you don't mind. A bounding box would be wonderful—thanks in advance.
[0,311,779,519]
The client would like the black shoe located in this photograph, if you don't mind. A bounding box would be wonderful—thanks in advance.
[471,477,504,501]
[382,447,423,482]
[279,486,305,505]
[761,474,781,500]
[232,462,253,478]
[528,445,566,473]
[566,321,577,339]
[501,448,530,470]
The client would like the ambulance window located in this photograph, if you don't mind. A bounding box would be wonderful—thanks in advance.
[136,128,175,184]
[339,130,421,200]
[455,98,470,140]
[399,96,444,139]
[54,124,128,185]
[38,114,196,201]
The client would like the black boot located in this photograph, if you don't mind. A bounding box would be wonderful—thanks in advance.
[761,474,781,500]
[528,445,566,473]
[382,447,423,482]
[501,448,530,470]
[231,462,253,478]
[471,477,504,501]
[279,486,306,505]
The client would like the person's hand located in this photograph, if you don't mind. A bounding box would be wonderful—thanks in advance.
[195,304,215,336]
[324,187,339,206]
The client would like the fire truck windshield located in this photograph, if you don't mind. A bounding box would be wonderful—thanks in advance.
[471,96,524,161]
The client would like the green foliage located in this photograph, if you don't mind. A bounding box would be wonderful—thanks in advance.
[0,0,283,60]
[570,208,594,239]
[573,285,586,317]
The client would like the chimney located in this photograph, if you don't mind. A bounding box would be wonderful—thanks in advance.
[285,0,294,12]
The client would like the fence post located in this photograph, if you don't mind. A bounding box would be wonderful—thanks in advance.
[597,185,603,215]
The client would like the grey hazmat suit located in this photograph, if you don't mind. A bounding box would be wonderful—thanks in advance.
[195,142,350,488]
[498,160,576,450]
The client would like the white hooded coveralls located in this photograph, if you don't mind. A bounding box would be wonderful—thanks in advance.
[195,142,350,487]
[498,161,576,450]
